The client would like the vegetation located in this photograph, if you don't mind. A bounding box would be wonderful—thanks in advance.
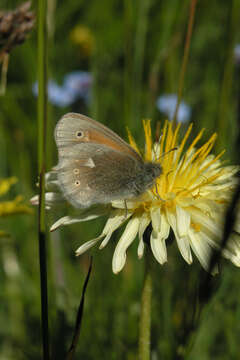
[0,0,240,359]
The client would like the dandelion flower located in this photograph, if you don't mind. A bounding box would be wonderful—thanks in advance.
[32,121,240,274]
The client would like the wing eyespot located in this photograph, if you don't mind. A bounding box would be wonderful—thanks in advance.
[75,180,81,186]
[76,130,84,139]
[73,168,80,175]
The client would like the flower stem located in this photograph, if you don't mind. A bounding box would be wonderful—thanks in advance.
[138,242,152,360]
[217,0,240,154]
[38,0,50,358]
[131,0,151,126]
[172,0,198,128]
[0,53,9,95]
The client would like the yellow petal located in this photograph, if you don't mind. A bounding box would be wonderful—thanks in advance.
[137,213,150,258]
[176,205,190,237]
[150,230,168,265]
[76,236,103,256]
[112,217,140,274]
[167,211,192,264]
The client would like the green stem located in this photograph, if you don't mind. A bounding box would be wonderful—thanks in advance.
[138,245,152,360]
[216,0,240,154]
[124,0,133,127]
[0,53,9,95]
[38,0,50,358]
[132,0,151,126]
[172,0,198,128]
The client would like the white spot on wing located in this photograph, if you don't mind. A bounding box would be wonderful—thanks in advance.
[84,158,95,168]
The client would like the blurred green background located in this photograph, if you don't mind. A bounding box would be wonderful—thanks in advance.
[1,0,240,359]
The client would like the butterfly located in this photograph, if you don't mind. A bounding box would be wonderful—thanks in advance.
[54,113,162,208]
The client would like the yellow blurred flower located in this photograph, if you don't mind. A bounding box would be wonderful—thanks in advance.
[0,177,17,196]
[0,177,32,237]
[70,25,95,57]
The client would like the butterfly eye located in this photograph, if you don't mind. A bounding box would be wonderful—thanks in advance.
[76,130,84,139]
[75,180,81,186]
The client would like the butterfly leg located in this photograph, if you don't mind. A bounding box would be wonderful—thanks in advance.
[155,183,165,202]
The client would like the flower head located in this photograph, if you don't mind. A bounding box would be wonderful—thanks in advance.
[0,2,35,95]
[32,122,240,273]
[0,1,35,55]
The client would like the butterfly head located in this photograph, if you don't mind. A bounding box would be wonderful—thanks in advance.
[143,162,162,189]
[132,161,162,198]
[145,162,162,179]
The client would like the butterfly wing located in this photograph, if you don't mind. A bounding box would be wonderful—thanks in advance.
[56,142,143,208]
[55,112,142,161]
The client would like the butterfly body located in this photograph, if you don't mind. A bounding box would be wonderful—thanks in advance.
[54,113,162,208]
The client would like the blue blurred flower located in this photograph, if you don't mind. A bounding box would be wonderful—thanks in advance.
[156,94,191,123]
[32,80,76,107]
[63,71,92,104]
[234,44,240,65]
[32,71,92,107]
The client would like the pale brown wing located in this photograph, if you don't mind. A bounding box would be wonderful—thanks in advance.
[56,143,144,208]
[54,112,142,162]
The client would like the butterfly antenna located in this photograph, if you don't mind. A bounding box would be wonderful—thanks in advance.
[156,147,178,161]
[152,146,158,161]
